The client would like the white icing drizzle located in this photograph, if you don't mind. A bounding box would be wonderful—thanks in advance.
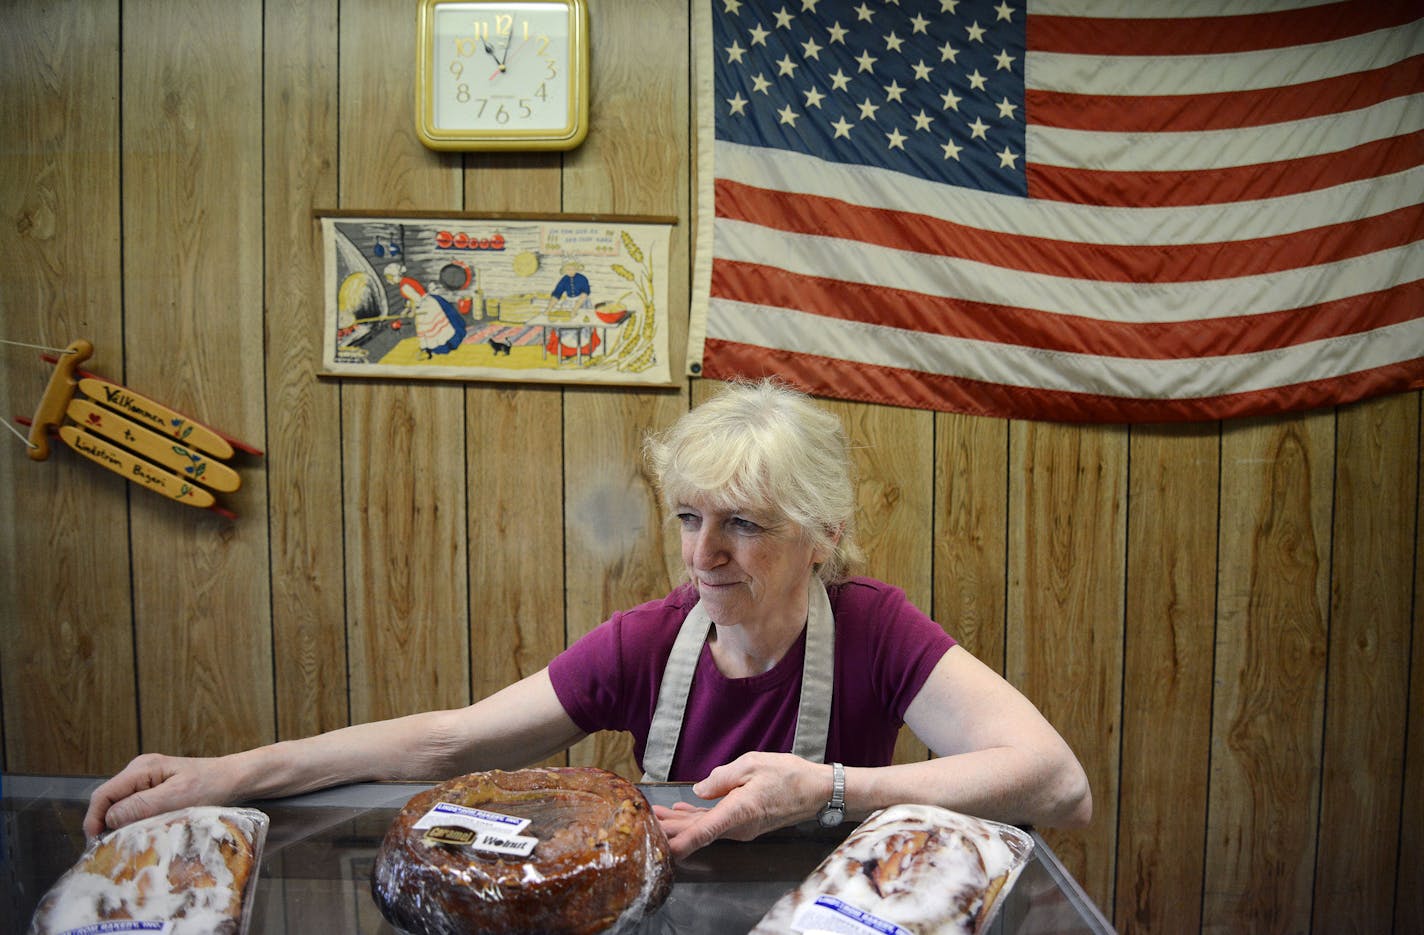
[31,807,266,935]
[751,804,1033,935]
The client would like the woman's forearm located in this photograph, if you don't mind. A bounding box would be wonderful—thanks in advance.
[226,668,586,801]
[222,710,456,800]
[84,671,584,837]
[895,647,1093,829]
[845,746,1092,829]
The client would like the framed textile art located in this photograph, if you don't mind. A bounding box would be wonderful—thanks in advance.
[319,212,675,386]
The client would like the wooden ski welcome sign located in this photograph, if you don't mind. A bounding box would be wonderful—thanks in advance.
[21,340,261,519]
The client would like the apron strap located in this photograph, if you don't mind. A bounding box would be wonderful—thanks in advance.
[790,578,834,763]
[640,578,835,782]
[640,599,712,783]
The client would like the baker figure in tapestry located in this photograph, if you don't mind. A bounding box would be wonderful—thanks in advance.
[386,263,468,359]
[544,259,593,317]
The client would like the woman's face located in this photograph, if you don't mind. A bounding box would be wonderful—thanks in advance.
[675,491,825,630]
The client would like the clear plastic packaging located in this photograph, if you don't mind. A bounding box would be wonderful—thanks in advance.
[371,767,673,935]
[28,805,270,935]
[750,803,1034,935]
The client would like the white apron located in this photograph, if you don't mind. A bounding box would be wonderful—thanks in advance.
[640,578,836,782]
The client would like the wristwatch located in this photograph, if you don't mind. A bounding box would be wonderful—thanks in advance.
[817,762,846,828]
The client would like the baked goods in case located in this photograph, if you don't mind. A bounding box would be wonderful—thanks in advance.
[29,806,268,935]
[372,767,674,935]
[751,803,1032,935]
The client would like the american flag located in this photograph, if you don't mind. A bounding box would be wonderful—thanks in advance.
[687,0,1424,422]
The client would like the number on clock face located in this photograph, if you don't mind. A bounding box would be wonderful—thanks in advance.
[430,3,572,133]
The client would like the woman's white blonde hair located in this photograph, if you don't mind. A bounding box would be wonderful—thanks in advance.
[644,378,864,583]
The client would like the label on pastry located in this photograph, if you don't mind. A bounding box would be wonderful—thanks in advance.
[466,829,539,858]
[423,826,479,846]
[420,823,539,858]
[792,896,911,935]
[59,923,174,934]
[413,802,532,835]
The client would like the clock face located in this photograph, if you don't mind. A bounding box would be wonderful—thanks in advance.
[418,0,588,150]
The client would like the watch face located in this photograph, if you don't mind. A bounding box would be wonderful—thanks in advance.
[818,807,844,829]
[419,0,587,148]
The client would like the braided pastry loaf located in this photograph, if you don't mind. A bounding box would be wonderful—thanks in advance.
[752,803,1033,935]
[29,806,268,935]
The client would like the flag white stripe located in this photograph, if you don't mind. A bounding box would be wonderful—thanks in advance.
[1028,94,1424,172]
[1027,20,1422,94]
[691,1,1424,417]
[715,143,1424,246]
[714,216,1423,323]
[705,298,1424,399]
[1031,0,1340,19]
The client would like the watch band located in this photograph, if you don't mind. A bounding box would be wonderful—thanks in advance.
[818,762,846,828]
[828,761,845,809]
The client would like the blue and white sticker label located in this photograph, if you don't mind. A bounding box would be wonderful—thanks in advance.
[61,923,173,935]
[791,896,911,935]
[413,802,531,835]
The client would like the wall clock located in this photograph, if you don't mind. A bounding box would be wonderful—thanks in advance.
[416,0,590,151]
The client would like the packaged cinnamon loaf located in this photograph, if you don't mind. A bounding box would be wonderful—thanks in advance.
[751,803,1033,935]
[29,805,269,935]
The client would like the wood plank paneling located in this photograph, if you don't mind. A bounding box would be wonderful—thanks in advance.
[264,0,348,742]
[563,390,681,778]
[829,400,934,764]
[932,413,1009,673]
[837,402,934,610]
[1313,395,1417,933]
[342,380,470,722]
[1400,392,1424,933]
[1116,423,1219,935]
[1008,421,1127,909]
[123,0,272,757]
[467,384,566,697]
[0,0,135,774]
[1204,412,1333,934]
[339,0,470,723]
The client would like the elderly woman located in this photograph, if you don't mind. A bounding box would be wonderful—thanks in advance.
[84,380,1090,859]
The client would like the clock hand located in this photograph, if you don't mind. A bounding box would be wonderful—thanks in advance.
[483,35,508,79]
[480,36,504,70]
[500,37,529,70]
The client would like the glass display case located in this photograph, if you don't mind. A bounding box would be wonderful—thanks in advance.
[2,774,1113,934]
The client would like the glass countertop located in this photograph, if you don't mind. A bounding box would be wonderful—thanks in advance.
[2,774,1113,934]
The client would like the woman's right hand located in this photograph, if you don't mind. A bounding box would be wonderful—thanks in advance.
[83,753,237,840]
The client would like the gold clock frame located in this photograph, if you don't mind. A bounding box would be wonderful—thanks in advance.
[415,0,590,152]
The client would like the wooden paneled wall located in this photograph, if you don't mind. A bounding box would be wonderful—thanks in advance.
[1,2,1420,932]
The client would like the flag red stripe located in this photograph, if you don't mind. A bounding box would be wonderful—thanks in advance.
[1030,3,1421,56]
[700,339,1424,423]
[711,262,1424,358]
[700,1,1424,423]
[716,178,1424,283]
[1027,131,1424,206]
[1028,56,1424,132]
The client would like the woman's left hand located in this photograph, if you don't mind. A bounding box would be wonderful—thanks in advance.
[652,751,832,860]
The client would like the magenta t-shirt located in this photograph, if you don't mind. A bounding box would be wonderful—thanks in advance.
[547,577,956,782]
